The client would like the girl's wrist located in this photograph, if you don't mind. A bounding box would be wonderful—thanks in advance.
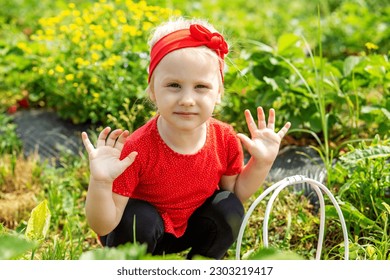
[89,176,114,189]
[250,156,274,168]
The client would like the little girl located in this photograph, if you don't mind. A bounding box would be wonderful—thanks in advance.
[81,17,290,259]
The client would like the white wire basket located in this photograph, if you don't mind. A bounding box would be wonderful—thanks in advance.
[235,175,349,260]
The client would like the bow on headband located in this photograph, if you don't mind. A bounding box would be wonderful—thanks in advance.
[148,24,229,83]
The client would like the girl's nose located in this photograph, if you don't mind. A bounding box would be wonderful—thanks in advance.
[178,90,195,106]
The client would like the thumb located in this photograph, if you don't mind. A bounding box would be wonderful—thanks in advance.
[118,151,138,171]
[237,133,253,151]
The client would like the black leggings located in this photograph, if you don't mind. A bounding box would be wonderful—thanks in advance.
[100,190,244,259]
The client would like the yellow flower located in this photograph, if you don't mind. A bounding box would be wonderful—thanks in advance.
[72,10,81,17]
[75,17,83,26]
[91,43,104,51]
[59,25,69,33]
[145,12,158,23]
[48,69,55,76]
[65,74,75,81]
[75,57,84,65]
[102,56,120,68]
[68,3,76,9]
[365,42,379,50]
[91,52,100,61]
[142,22,153,32]
[71,30,82,44]
[55,65,65,73]
[116,10,127,24]
[118,16,127,24]
[45,29,55,36]
[91,76,98,83]
[82,13,93,24]
[104,39,114,49]
[72,36,81,44]
[58,10,71,18]
[93,27,106,38]
[123,24,137,36]
[16,42,32,54]
[69,24,79,31]
[92,92,100,101]
[110,19,118,28]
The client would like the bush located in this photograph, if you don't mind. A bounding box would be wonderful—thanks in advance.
[29,0,179,127]
[221,33,389,143]
[0,114,22,155]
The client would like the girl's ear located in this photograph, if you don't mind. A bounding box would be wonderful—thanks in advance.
[146,84,156,102]
[216,91,222,104]
[215,85,224,104]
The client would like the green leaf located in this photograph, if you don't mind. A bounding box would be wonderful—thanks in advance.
[276,33,299,55]
[343,56,362,76]
[339,145,390,165]
[381,108,390,120]
[382,202,390,215]
[308,112,323,133]
[263,76,279,91]
[325,203,380,230]
[248,247,305,260]
[364,64,386,78]
[0,234,37,260]
[79,242,148,260]
[248,40,274,53]
[25,200,51,241]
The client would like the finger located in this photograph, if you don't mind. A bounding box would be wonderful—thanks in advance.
[257,107,266,129]
[267,108,275,130]
[277,122,291,139]
[244,109,257,136]
[106,129,123,147]
[118,151,138,171]
[237,133,253,151]
[81,132,95,154]
[114,130,130,151]
[97,127,111,148]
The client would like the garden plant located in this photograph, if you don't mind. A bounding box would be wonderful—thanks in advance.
[0,0,389,260]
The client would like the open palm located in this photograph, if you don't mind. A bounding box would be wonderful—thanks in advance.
[237,107,291,165]
[81,127,137,183]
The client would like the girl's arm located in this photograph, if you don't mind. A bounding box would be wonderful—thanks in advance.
[82,127,138,236]
[220,107,290,202]
[85,180,129,236]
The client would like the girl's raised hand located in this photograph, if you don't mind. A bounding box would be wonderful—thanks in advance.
[237,107,291,165]
[81,127,137,184]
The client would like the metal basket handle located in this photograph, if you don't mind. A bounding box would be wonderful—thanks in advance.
[235,175,349,260]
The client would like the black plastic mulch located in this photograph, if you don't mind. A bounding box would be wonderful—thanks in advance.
[12,109,90,165]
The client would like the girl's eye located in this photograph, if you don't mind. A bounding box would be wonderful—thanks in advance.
[195,84,208,89]
[167,83,180,88]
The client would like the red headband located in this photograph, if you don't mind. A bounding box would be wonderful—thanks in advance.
[148,24,228,83]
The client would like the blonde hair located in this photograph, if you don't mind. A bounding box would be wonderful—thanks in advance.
[146,17,228,96]
[148,17,221,47]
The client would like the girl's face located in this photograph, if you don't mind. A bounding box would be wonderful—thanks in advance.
[149,48,222,133]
